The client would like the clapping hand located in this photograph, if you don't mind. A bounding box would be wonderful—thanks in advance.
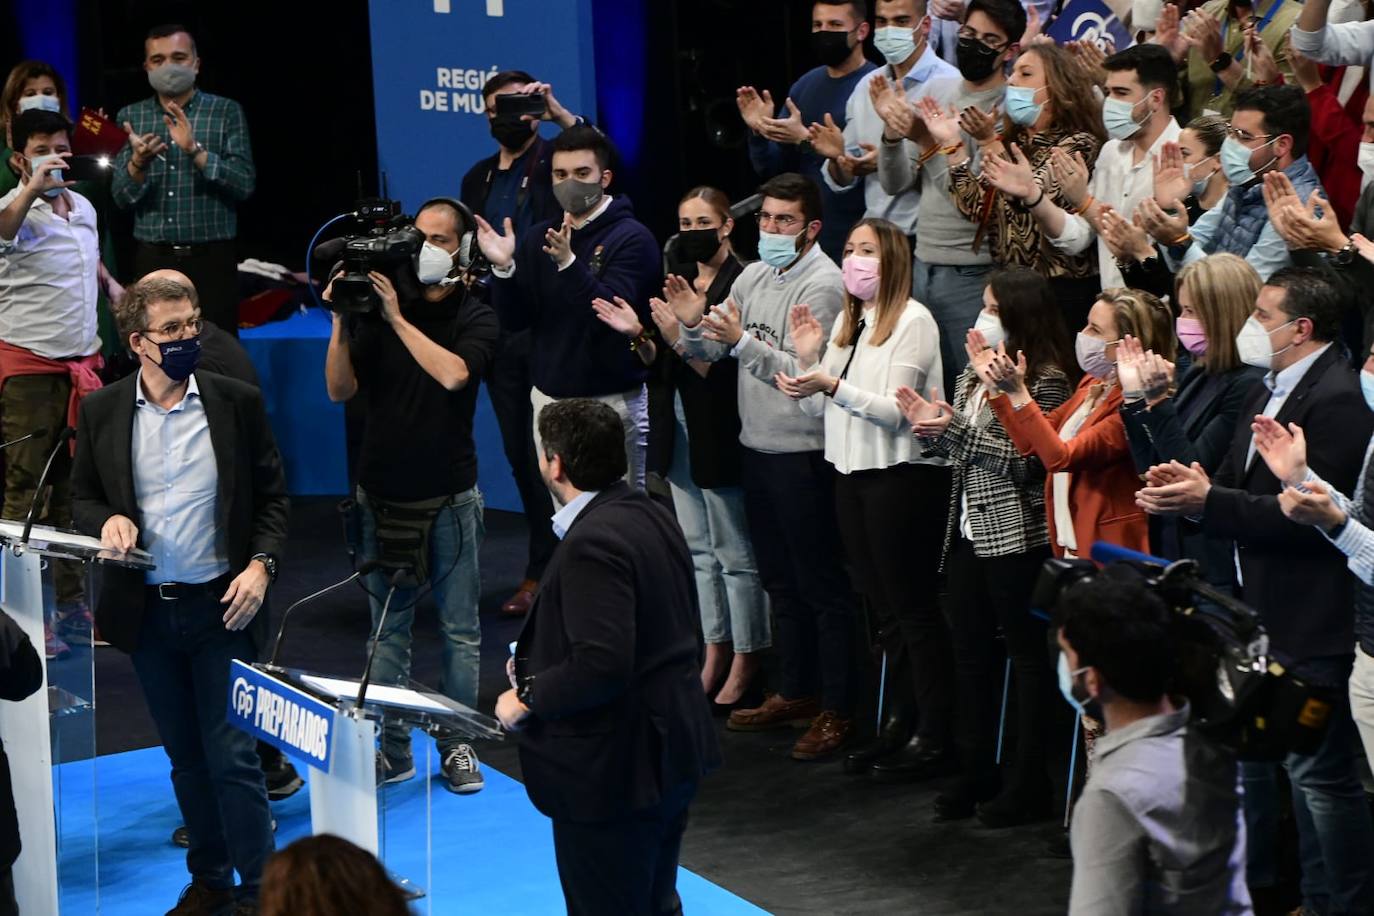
[1153,2,1190,62]
[1278,479,1346,531]
[870,75,919,141]
[736,86,775,134]
[123,121,168,169]
[1152,142,1190,208]
[162,101,197,153]
[775,369,837,399]
[761,97,810,144]
[1099,206,1157,262]
[701,298,745,346]
[981,143,1039,202]
[986,347,1029,399]
[789,303,827,366]
[543,214,574,267]
[1135,196,1190,244]
[662,274,708,325]
[917,97,963,148]
[1181,9,1223,61]
[591,296,644,338]
[1244,24,1281,85]
[473,214,516,268]
[807,113,848,160]
[895,385,956,437]
[1049,147,1091,210]
[1136,459,1211,516]
[839,142,880,177]
[1251,415,1309,488]
[648,297,682,346]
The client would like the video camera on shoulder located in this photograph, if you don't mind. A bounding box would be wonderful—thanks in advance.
[311,198,423,314]
[1035,543,1340,760]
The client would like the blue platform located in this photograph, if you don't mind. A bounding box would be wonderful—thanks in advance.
[56,739,764,915]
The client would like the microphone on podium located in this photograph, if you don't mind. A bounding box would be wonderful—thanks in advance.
[0,427,48,452]
[20,428,74,549]
[267,560,383,668]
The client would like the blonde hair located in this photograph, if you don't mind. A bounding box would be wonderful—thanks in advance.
[836,218,913,349]
[1175,254,1261,373]
[1098,287,1175,358]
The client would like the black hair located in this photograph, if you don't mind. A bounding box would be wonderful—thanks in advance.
[1266,266,1344,343]
[1234,84,1311,158]
[758,172,823,225]
[988,267,1081,385]
[551,123,615,171]
[1103,43,1179,101]
[481,69,536,99]
[146,23,197,56]
[964,0,1027,45]
[1052,565,1175,703]
[815,0,870,21]
[538,399,627,490]
[11,109,71,153]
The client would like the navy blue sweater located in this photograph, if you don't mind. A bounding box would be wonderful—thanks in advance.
[492,195,661,398]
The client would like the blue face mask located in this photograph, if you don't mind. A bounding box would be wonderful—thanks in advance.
[153,335,202,382]
[1102,96,1148,141]
[757,229,804,269]
[1004,85,1044,127]
[28,153,65,199]
[1220,135,1275,186]
[873,26,918,65]
[17,94,60,114]
[1057,652,1090,715]
[1362,371,1374,412]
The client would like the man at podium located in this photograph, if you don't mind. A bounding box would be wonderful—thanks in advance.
[70,274,290,915]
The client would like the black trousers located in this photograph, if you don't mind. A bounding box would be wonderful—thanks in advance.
[0,866,14,916]
[134,239,240,337]
[834,463,953,741]
[485,329,556,581]
[551,781,696,916]
[945,538,1056,792]
[740,448,854,714]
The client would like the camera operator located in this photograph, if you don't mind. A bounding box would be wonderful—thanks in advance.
[323,200,499,794]
[1136,267,1374,912]
[1054,565,1251,915]
[475,125,661,491]
[459,70,583,619]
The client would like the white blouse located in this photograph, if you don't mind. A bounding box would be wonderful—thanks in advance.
[800,298,945,474]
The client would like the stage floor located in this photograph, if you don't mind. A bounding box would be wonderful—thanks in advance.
[56,736,766,915]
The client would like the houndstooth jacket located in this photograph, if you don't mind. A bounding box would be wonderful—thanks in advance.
[920,364,1073,565]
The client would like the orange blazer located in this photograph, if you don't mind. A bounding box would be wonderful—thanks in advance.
[990,376,1149,559]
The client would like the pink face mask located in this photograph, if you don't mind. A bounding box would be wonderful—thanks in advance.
[1176,316,1207,357]
[842,255,881,301]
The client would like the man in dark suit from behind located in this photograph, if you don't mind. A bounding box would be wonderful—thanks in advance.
[496,398,720,916]
[0,608,41,916]
[71,275,289,915]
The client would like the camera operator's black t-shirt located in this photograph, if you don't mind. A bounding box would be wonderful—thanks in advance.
[349,291,500,501]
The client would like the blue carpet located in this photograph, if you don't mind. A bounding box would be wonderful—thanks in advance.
[55,738,767,914]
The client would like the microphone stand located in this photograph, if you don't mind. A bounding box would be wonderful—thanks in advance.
[0,427,48,452]
[267,561,380,668]
[19,428,74,552]
[355,569,406,709]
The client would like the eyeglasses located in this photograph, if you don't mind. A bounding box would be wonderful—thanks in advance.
[757,212,802,230]
[956,27,1009,51]
[1226,126,1274,145]
[140,316,203,340]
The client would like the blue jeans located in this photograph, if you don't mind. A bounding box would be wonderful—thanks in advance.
[912,259,990,397]
[131,586,273,897]
[357,486,484,759]
[665,396,770,654]
[1243,655,1374,915]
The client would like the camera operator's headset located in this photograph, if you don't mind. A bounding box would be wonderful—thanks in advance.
[416,196,481,284]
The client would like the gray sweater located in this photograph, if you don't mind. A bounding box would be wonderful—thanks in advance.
[678,244,845,454]
[877,77,1003,267]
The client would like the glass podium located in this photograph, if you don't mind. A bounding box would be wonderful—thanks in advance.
[0,520,154,914]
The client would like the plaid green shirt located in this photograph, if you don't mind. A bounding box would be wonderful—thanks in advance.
[112,90,255,243]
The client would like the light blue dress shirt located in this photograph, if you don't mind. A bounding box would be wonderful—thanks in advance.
[550,490,600,541]
[132,372,230,585]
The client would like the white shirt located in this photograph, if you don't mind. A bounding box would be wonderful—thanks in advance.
[1291,20,1374,93]
[1049,118,1182,289]
[1053,396,1099,556]
[132,372,230,585]
[822,47,959,234]
[0,185,100,359]
[959,386,989,541]
[799,298,944,474]
[551,489,599,540]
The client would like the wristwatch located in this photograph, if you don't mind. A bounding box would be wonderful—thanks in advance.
[251,553,278,583]
[1332,239,1357,267]
[1209,52,1233,73]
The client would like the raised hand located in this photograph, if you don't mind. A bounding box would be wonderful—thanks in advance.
[1022,0,1043,43]
[917,97,963,148]
[982,143,1039,202]
[907,386,956,437]
[542,214,574,266]
[789,303,827,366]
[592,296,645,337]
[1153,142,1190,207]
[1278,480,1347,530]
[736,86,775,134]
[870,76,918,140]
[1135,196,1190,244]
[124,120,168,169]
[663,274,709,325]
[807,113,847,160]
[648,297,681,346]
[760,97,810,144]
[1181,9,1223,61]
[702,298,745,346]
[1049,147,1090,209]
[838,142,880,177]
[162,101,197,153]
[986,347,1029,398]
[1251,415,1308,487]
[958,104,999,145]
[1115,334,1147,401]
[1244,24,1281,85]
[1100,206,1156,261]
[1153,2,1190,62]
[473,214,516,268]
[1141,351,1175,404]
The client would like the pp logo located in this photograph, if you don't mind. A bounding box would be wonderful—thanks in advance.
[232,677,255,718]
[434,0,505,15]
[1070,10,1119,48]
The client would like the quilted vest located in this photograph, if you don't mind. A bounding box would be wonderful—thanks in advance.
[1204,155,1321,259]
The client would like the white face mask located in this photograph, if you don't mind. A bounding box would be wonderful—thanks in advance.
[1234,315,1297,370]
[973,310,1005,350]
[1359,142,1374,192]
[17,94,60,114]
[415,240,457,285]
[1329,0,1366,24]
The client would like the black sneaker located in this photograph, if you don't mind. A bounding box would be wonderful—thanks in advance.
[376,750,415,786]
[166,880,233,915]
[441,744,484,795]
[263,756,304,801]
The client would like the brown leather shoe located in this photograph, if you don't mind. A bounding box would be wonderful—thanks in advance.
[726,693,819,732]
[166,880,234,915]
[791,711,853,760]
[501,579,539,616]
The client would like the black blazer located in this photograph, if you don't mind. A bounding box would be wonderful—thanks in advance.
[1203,345,1374,663]
[1123,363,1266,476]
[646,257,746,489]
[70,371,290,654]
[0,609,41,867]
[513,482,720,823]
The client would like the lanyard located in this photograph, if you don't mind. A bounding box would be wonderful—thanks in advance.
[838,318,867,380]
[1214,0,1283,96]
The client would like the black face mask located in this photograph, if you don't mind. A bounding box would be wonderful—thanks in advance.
[676,228,723,264]
[955,36,1004,83]
[489,115,533,151]
[810,29,855,67]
